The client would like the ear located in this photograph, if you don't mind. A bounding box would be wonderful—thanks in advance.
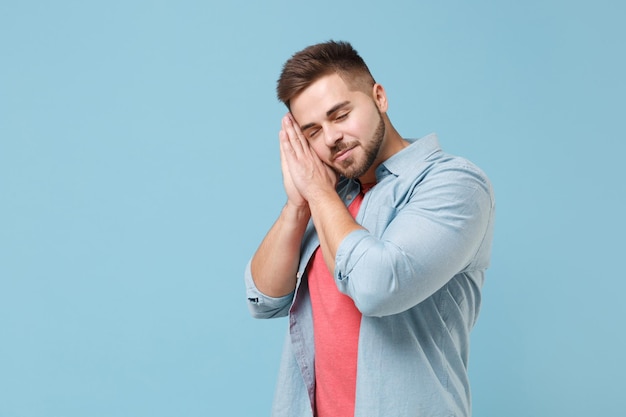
[371,83,388,113]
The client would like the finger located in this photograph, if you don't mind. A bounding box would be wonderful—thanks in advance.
[278,129,288,159]
[279,137,292,178]
[279,128,302,176]
[279,129,295,163]
[282,114,306,155]
[288,114,311,149]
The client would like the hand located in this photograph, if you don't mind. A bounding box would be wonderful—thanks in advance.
[279,124,307,209]
[279,113,337,203]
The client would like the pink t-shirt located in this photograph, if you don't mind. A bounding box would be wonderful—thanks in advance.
[308,186,370,417]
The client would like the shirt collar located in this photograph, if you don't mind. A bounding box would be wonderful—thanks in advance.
[375,133,441,181]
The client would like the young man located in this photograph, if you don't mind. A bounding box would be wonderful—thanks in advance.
[244,41,495,417]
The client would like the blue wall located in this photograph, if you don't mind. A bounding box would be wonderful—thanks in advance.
[1,1,624,415]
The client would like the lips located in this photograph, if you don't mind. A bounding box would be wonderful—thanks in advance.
[333,144,356,162]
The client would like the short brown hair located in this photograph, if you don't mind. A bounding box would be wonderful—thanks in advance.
[276,40,375,107]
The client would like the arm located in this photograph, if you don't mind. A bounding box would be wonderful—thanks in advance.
[249,117,312,298]
[245,201,309,319]
[334,164,495,317]
[250,202,310,297]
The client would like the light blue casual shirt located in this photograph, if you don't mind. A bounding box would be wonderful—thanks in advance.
[245,134,495,417]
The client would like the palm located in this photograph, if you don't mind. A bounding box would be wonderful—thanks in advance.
[279,138,307,207]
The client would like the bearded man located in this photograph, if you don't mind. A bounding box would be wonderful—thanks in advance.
[245,40,495,417]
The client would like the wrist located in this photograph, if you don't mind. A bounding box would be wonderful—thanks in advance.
[283,200,311,223]
[305,186,339,207]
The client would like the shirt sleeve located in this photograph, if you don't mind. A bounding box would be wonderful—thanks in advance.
[334,162,495,317]
[244,259,294,319]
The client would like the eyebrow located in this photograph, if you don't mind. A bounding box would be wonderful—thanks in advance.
[299,101,351,132]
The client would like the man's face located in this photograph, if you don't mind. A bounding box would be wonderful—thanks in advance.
[289,73,386,182]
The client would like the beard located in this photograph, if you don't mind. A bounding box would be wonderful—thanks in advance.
[332,110,385,179]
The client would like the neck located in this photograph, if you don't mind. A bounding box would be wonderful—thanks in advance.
[358,119,407,184]
[379,118,409,164]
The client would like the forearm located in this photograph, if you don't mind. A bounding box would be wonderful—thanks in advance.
[308,189,365,275]
[250,202,311,297]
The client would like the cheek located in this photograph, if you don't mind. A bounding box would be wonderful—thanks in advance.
[310,142,330,160]
[346,112,375,138]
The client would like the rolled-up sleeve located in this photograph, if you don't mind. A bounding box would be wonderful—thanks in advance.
[334,162,495,317]
[244,260,294,319]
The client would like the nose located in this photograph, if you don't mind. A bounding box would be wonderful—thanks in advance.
[323,124,342,147]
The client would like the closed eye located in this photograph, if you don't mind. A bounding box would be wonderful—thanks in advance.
[308,128,321,139]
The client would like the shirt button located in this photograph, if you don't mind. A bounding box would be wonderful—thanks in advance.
[347,194,353,200]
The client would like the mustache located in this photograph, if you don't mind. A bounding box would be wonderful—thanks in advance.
[331,141,357,158]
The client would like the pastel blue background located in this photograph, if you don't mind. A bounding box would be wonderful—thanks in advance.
[1,1,624,416]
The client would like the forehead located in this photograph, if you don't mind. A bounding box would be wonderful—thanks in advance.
[290,73,362,122]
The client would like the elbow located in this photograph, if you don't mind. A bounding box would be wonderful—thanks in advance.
[244,260,293,319]
[340,267,418,317]
[337,254,432,317]
[351,282,414,317]
[353,296,393,317]
[246,295,292,319]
